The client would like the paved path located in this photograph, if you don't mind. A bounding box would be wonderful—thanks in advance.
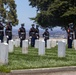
[3,71,76,75]
[1,66,76,75]
[10,66,76,75]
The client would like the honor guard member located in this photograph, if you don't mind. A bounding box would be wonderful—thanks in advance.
[74,26,76,39]
[5,22,12,43]
[0,21,4,43]
[29,24,36,47]
[43,28,49,47]
[35,25,39,39]
[18,23,26,47]
[67,23,74,48]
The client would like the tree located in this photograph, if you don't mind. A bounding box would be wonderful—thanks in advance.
[0,0,18,26]
[29,0,76,30]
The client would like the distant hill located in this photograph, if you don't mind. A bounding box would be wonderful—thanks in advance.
[12,29,67,39]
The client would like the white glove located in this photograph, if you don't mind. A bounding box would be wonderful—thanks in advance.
[30,36,32,39]
[20,37,22,39]
[70,37,72,39]
[37,36,38,39]
[6,36,9,38]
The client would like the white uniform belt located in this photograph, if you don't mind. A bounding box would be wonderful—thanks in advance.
[32,32,35,34]
[0,30,3,31]
[36,33,39,34]
[21,33,25,34]
[7,31,12,32]
[45,36,48,37]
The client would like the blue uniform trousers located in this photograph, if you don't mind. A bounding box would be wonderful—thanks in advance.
[31,37,35,47]
[0,35,4,43]
[44,39,47,47]
[7,36,12,43]
[68,39,73,48]
[20,39,25,47]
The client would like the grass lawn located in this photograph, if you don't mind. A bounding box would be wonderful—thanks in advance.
[0,46,76,72]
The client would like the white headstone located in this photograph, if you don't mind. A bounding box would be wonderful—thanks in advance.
[14,39,20,47]
[29,41,31,45]
[17,39,20,47]
[74,40,76,50]
[38,40,45,55]
[0,43,9,64]
[35,39,39,48]
[0,40,1,43]
[64,39,67,45]
[9,40,14,53]
[47,40,51,49]
[60,39,67,45]
[22,40,28,54]
[58,41,66,57]
[51,40,56,47]
[14,40,17,47]
[28,39,31,46]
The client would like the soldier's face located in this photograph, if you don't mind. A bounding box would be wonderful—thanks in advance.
[21,26,24,28]
[46,30,48,31]
[32,26,34,28]
[36,26,38,28]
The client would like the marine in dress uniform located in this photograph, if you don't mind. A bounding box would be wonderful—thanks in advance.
[5,22,12,43]
[0,21,4,43]
[74,26,76,39]
[67,23,74,48]
[18,24,26,47]
[29,24,36,47]
[35,25,39,39]
[43,28,49,47]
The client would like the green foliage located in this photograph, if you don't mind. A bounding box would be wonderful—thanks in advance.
[0,0,18,26]
[29,0,76,29]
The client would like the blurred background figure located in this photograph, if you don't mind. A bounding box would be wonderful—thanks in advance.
[43,28,49,47]
[18,23,26,47]
[35,25,39,39]
[5,22,12,43]
[74,26,76,39]
[67,23,74,48]
[0,20,4,43]
[29,24,36,47]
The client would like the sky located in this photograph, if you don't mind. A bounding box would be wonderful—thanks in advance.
[14,0,36,29]
[14,0,62,31]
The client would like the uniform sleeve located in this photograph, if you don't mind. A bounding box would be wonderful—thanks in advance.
[0,23,3,28]
[5,26,8,35]
[43,32,45,37]
[38,29,39,37]
[1,24,4,36]
[48,32,50,37]
[11,26,12,30]
[29,28,31,36]
[24,29,26,39]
